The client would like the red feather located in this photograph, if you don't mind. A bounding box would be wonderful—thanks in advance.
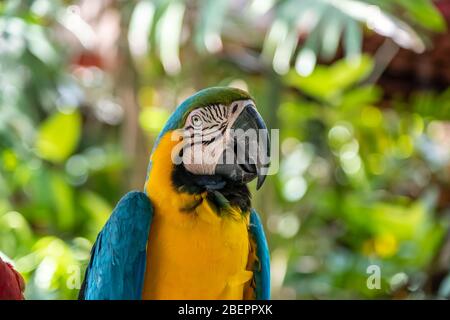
[0,257,25,300]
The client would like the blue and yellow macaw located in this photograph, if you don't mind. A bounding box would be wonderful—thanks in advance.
[79,87,270,300]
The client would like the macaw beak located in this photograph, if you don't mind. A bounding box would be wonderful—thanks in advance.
[215,104,270,190]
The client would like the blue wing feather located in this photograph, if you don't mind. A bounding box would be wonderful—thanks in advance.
[249,209,271,300]
[80,191,153,300]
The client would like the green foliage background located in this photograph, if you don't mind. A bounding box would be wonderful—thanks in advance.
[1,0,450,299]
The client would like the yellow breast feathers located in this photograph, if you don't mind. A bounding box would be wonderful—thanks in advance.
[142,132,254,299]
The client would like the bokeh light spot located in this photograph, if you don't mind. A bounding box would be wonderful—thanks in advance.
[283,176,307,202]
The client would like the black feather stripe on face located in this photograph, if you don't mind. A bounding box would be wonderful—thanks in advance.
[187,104,229,147]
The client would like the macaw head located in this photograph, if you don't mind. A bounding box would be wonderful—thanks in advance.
[146,87,270,208]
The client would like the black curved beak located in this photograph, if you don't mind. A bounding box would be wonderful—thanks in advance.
[215,104,270,189]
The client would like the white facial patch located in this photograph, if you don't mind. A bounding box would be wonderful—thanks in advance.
[180,99,253,175]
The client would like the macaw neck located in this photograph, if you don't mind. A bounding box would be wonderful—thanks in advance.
[145,131,251,218]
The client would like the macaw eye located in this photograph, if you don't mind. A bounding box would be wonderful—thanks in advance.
[191,115,202,127]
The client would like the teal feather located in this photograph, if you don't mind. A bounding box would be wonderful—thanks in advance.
[249,209,271,300]
[79,191,153,300]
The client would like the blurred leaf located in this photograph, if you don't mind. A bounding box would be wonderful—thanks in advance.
[340,85,382,110]
[397,0,447,32]
[139,106,170,135]
[156,0,185,74]
[26,24,59,65]
[330,0,426,53]
[320,10,344,61]
[410,89,450,120]
[0,210,33,257]
[128,0,155,58]
[35,111,81,163]
[26,236,81,299]
[295,33,319,77]
[195,0,228,53]
[268,0,430,75]
[50,172,75,231]
[79,190,111,238]
[344,19,361,61]
[285,55,374,102]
